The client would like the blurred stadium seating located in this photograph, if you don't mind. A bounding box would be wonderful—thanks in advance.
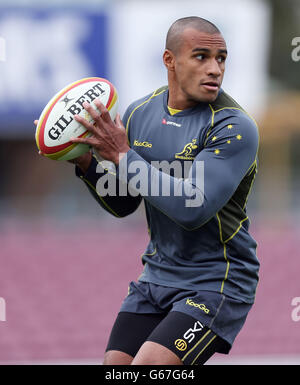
[0,218,299,364]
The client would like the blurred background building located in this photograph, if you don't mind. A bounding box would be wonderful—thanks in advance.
[0,0,299,364]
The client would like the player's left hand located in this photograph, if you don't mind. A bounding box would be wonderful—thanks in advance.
[70,99,130,165]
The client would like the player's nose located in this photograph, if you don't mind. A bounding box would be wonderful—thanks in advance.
[205,58,222,77]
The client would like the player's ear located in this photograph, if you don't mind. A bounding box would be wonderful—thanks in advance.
[163,49,176,71]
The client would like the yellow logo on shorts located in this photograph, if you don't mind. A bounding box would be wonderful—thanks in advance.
[186,298,210,314]
[174,339,187,351]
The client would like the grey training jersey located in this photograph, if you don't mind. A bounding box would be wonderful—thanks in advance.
[77,86,260,304]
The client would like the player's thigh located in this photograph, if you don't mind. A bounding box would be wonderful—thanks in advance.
[104,311,166,365]
[103,350,134,365]
[131,341,183,365]
[135,311,226,365]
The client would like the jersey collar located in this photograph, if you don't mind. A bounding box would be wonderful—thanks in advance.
[163,88,224,117]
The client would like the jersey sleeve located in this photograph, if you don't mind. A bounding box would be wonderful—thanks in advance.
[75,155,142,218]
[74,102,143,217]
[117,112,259,229]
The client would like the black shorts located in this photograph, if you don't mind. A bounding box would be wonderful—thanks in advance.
[106,281,252,365]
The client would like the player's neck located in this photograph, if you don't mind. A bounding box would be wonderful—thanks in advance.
[167,82,198,111]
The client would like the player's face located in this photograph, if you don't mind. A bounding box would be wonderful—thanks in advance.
[171,29,227,104]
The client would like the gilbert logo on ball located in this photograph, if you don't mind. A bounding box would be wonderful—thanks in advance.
[35,77,118,161]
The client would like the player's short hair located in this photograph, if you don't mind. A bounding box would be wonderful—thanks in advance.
[166,16,221,55]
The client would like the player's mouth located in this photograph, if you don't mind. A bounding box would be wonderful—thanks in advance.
[201,81,220,92]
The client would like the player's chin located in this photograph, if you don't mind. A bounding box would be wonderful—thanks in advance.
[198,88,219,103]
[188,88,219,104]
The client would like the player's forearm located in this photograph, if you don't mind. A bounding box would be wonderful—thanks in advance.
[72,152,93,174]
[76,155,142,218]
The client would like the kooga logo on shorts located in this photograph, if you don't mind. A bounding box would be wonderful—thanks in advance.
[186,298,210,314]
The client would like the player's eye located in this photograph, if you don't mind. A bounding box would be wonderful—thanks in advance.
[196,54,205,60]
[217,55,226,63]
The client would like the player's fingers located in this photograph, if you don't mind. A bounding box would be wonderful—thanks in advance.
[34,120,38,126]
[74,114,97,136]
[94,99,112,124]
[115,113,125,131]
[70,136,94,145]
[82,101,100,123]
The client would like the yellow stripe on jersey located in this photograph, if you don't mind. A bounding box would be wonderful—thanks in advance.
[125,88,167,145]
[79,176,121,218]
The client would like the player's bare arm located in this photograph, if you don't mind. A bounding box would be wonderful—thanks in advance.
[70,100,130,165]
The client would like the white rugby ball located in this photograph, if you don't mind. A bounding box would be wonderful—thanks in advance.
[35,77,118,161]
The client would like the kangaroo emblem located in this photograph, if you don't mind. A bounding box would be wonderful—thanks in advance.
[175,139,198,159]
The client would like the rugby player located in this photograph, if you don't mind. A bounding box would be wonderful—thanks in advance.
[39,17,260,365]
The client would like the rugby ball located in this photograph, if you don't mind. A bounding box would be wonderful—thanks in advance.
[35,77,118,161]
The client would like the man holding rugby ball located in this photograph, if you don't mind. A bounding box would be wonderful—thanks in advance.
[36,17,259,366]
